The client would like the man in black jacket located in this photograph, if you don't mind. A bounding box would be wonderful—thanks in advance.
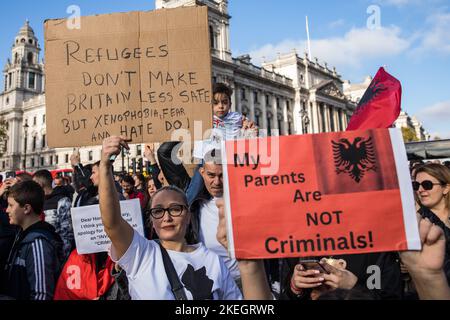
[1,181,63,300]
[33,170,74,262]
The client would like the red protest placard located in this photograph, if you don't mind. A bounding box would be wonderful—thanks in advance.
[221,128,420,260]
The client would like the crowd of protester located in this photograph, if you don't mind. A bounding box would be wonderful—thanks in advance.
[0,83,449,300]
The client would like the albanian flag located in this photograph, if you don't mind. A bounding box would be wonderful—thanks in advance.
[347,67,402,131]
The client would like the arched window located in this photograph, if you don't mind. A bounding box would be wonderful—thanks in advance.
[27,52,33,64]
[21,38,25,43]
[28,39,33,44]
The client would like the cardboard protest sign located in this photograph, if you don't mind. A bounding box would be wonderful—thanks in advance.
[72,199,144,254]
[44,6,212,147]
[221,128,420,259]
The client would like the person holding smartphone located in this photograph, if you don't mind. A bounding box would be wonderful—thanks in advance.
[281,250,403,300]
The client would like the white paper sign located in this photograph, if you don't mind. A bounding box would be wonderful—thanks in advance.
[72,199,144,254]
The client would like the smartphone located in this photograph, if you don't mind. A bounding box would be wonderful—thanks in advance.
[5,171,16,179]
[300,259,330,274]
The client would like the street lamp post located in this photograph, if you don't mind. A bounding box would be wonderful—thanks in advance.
[23,122,29,171]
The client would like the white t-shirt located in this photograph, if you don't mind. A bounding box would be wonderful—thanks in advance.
[110,230,242,300]
[199,198,240,280]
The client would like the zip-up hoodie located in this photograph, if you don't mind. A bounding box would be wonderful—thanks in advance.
[3,221,63,300]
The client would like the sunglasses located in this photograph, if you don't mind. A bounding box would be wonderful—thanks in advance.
[412,180,443,191]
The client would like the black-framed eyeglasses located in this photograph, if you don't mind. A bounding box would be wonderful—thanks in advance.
[412,180,443,191]
[147,204,187,219]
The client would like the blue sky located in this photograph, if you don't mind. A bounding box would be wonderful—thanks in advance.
[1,0,449,138]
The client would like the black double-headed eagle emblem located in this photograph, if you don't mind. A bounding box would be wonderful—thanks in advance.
[332,137,377,183]
[353,79,387,116]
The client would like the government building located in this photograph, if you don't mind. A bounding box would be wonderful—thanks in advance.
[0,0,358,173]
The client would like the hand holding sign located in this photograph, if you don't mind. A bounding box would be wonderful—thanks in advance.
[70,148,80,166]
[144,143,157,164]
[101,136,130,166]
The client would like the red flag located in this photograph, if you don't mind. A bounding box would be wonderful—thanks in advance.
[347,67,401,131]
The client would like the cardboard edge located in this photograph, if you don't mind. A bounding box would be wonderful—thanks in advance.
[389,128,421,251]
[221,140,236,260]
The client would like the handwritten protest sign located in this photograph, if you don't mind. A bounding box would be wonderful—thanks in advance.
[72,199,144,254]
[221,128,420,259]
[44,6,212,147]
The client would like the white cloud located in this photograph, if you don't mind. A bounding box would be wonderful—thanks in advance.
[417,100,450,138]
[376,0,440,7]
[378,0,417,7]
[418,100,450,119]
[329,19,345,28]
[415,13,450,55]
[249,26,411,68]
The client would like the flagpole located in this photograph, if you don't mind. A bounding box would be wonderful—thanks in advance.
[306,16,312,59]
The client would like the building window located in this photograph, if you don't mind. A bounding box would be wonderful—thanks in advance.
[42,134,46,148]
[277,114,283,134]
[266,95,270,106]
[209,25,215,49]
[65,154,69,163]
[42,115,45,124]
[40,157,44,167]
[255,110,261,127]
[267,112,273,136]
[241,88,246,100]
[32,136,36,151]
[55,155,59,164]
[320,104,326,132]
[1,161,5,169]
[88,151,93,161]
[49,155,53,165]
[28,72,35,89]
[339,110,344,131]
[27,52,33,64]
[31,158,35,167]
[33,116,36,126]
[254,91,258,104]
[8,73,12,87]
[330,109,335,132]
[137,145,142,156]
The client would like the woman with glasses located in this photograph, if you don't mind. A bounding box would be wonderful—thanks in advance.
[411,163,450,285]
[97,136,271,300]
